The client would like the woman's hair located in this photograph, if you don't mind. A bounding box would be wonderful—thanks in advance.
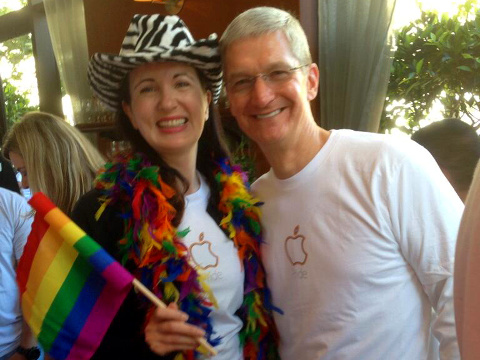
[2,112,105,214]
[118,68,231,226]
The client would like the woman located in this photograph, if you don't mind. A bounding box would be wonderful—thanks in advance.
[2,111,105,214]
[1,112,104,360]
[72,14,278,360]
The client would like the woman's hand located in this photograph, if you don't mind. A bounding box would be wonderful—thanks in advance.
[145,302,206,356]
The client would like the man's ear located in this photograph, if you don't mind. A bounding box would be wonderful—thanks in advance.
[306,63,320,101]
[122,101,138,129]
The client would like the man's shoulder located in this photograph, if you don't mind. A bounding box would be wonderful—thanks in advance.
[251,170,273,195]
[332,129,427,163]
[0,187,29,211]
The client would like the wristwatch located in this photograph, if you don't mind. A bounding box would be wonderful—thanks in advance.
[16,346,41,360]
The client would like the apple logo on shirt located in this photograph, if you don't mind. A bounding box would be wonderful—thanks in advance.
[285,225,308,266]
[189,232,219,270]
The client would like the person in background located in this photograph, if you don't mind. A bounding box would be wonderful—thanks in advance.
[71,14,278,359]
[0,187,36,360]
[220,6,463,359]
[2,111,105,214]
[0,155,20,194]
[411,118,480,202]
[454,161,480,360]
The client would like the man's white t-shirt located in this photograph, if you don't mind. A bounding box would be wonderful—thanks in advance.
[253,129,463,359]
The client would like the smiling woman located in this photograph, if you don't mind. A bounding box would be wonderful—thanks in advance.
[70,13,279,360]
[122,62,211,161]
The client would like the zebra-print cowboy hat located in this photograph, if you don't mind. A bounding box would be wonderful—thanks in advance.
[88,14,222,110]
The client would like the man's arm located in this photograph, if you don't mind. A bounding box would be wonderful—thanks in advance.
[9,194,40,360]
[387,142,463,360]
[8,321,40,360]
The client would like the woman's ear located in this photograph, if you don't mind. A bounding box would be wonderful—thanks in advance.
[205,90,212,121]
[122,101,138,129]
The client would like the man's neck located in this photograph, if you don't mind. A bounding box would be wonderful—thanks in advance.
[261,126,330,180]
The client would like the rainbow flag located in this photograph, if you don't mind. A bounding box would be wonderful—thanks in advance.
[17,192,134,360]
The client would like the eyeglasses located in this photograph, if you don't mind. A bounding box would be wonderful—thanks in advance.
[225,64,309,95]
[13,167,27,179]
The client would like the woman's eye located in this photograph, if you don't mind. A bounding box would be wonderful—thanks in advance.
[139,86,156,94]
[175,81,190,88]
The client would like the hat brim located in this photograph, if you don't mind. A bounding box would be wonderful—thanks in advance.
[88,38,222,111]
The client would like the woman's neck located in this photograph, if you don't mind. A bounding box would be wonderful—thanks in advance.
[161,149,199,195]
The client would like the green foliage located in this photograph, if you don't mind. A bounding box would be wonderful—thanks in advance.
[2,79,37,128]
[231,134,257,184]
[0,12,37,127]
[381,1,480,134]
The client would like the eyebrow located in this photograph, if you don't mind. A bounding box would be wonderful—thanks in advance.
[132,71,195,91]
[227,62,294,79]
[133,78,155,91]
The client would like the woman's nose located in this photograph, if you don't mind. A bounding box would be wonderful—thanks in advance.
[21,175,29,189]
[157,90,177,111]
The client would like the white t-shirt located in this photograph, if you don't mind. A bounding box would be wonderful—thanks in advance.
[253,129,463,360]
[0,188,32,357]
[179,174,244,360]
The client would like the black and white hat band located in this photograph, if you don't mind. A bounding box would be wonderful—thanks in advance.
[88,14,222,110]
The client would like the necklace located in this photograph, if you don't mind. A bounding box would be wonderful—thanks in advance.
[95,152,280,359]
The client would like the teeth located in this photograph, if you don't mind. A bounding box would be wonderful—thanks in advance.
[256,109,282,119]
[157,118,186,128]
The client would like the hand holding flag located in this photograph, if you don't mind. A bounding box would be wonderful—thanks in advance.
[17,192,216,360]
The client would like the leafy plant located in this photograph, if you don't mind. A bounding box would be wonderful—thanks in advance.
[381,0,480,134]
[1,1,38,128]
[2,79,37,128]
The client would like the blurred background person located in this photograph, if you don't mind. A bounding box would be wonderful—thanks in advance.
[411,118,480,202]
[0,187,37,360]
[0,155,20,194]
[454,161,480,360]
[2,111,105,214]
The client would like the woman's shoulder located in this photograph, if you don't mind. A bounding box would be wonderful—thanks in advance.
[71,188,124,253]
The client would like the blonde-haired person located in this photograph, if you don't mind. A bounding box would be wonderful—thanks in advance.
[2,111,105,214]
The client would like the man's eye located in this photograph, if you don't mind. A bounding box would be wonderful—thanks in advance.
[233,78,252,88]
[268,70,290,80]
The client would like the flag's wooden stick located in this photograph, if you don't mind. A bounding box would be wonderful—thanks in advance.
[132,279,217,357]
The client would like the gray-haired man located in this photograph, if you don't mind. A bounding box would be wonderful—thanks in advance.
[220,6,462,359]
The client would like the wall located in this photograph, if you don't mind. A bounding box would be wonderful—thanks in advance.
[84,0,304,56]
[82,0,319,176]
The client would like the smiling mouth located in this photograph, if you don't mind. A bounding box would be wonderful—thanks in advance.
[156,118,187,128]
[255,108,283,119]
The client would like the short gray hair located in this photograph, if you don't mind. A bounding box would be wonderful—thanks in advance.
[220,7,312,66]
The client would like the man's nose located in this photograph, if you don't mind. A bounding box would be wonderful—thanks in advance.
[249,76,275,107]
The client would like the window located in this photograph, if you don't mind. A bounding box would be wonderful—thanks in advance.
[0,0,62,140]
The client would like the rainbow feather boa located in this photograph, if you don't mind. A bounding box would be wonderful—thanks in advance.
[94,152,280,359]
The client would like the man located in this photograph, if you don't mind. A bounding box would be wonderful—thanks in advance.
[0,187,39,360]
[411,118,480,202]
[220,7,463,359]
